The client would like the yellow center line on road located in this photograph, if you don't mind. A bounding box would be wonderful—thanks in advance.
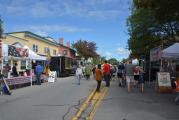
[72,88,96,120]
[72,83,108,120]
[86,87,108,120]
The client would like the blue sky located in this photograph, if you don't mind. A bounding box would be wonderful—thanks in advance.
[0,0,132,60]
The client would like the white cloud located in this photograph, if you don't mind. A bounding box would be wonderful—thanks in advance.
[11,24,92,34]
[105,51,112,59]
[0,0,132,19]
[116,48,129,55]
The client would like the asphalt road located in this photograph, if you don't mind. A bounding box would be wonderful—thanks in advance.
[0,76,96,120]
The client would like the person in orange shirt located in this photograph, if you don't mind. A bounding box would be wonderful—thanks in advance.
[175,78,179,102]
[95,64,103,92]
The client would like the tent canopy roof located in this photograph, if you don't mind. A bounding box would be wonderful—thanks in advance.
[162,43,179,59]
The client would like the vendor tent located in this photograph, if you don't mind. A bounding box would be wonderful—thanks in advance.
[23,46,46,60]
[162,43,179,59]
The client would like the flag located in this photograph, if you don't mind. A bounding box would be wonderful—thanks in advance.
[46,47,51,65]
[8,45,29,57]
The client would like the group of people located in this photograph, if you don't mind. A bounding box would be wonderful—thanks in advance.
[2,62,44,85]
[75,60,145,93]
[75,60,115,92]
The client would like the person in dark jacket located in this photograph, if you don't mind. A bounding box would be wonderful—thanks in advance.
[12,63,18,77]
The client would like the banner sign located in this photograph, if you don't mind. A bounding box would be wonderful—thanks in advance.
[48,71,57,83]
[157,72,171,87]
[8,45,29,57]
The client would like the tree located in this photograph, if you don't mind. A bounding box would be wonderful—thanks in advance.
[0,17,3,38]
[127,0,179,58]
[72,40,98,60]
[108,58,118,65]
[134,0,179,41]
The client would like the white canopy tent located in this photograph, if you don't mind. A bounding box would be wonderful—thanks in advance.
[162,43,179,59]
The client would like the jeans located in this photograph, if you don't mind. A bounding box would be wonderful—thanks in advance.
[104,74,110,87]
[36,74,41,85]
[96,81,102,91]
[76,74,81,85]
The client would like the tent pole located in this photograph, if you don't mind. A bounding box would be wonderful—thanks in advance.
[30,60,32,87]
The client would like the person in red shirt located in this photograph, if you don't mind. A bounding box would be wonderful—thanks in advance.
[103,60,111,87]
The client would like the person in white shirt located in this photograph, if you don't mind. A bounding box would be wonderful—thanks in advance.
[76,65,83,85]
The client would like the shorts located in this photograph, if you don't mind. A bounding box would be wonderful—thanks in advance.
[134,75,139,81]
[117,73,123,78]
[126,76,133,83]
[139,74,144,84]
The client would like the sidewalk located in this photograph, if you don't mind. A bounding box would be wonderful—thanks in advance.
[94,80,179,120]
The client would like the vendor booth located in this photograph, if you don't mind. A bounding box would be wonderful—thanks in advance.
[2,44,46,88]
[150,43,179,93]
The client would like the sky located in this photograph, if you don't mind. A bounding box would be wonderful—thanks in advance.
[0,0,132,61]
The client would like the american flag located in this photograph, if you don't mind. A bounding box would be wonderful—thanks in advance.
[8,45,29,57]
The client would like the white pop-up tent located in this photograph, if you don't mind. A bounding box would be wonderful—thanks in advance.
[162,43,179,59]
[23,46,46,60]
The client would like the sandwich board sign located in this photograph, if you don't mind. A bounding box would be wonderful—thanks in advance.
[48,71,57,83]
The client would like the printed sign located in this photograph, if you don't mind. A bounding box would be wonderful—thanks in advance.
[157,72,171,87]
[48,71,57,83]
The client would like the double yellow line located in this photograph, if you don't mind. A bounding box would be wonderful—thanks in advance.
[72,85,108,120]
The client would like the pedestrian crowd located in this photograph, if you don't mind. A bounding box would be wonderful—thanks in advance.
[75,60,145,93]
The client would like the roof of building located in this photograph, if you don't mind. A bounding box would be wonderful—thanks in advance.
[5,31,59,46]
[5,31,76,52]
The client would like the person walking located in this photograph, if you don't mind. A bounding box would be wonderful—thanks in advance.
[12,63,18,77]
[139,66,145,93]
[95,64,103,92]
[36,62,43,85]
[92,65,96,78]
[133,65,140,87]
[76,65,83,85]
[3,63,11,78]
[117,62,125,87]
[103,60,111,87]
[125,61,135,92]
[85,63,91,80]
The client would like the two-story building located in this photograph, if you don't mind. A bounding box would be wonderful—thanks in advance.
[2,31,76,74]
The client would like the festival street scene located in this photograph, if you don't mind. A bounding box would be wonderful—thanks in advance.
[0,0,179,120]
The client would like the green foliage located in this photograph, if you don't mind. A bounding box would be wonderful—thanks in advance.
[0,17,3,38]
[108,58,118,65]
[72,40,98,60]
[127,0,179,58]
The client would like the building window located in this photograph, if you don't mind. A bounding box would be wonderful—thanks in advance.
[32,44,38,52]
[63,50,67,55]
[44,47,49,54]
[53,50,56,55]
[21,60,26,70]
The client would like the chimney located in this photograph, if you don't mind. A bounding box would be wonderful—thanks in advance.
[59,38,64,45]
[67,42,70,48]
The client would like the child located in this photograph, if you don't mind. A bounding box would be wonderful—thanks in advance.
[95,64,103,92]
